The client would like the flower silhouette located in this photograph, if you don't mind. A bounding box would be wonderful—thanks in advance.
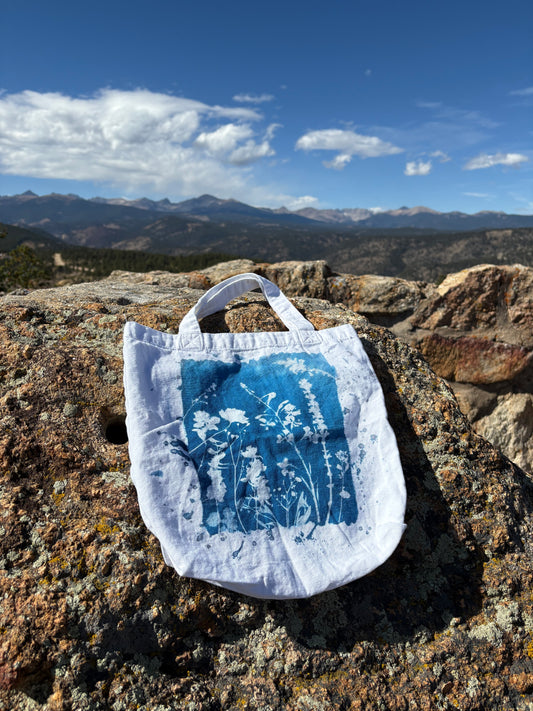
[178,352,359,544]
[220,408,249,425]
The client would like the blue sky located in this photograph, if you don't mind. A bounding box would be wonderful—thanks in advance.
[1,0,532,213]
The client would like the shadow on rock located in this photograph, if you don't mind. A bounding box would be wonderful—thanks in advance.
[267,348,484,651]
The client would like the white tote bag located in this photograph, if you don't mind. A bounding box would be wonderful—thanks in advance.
[123,273,406,599]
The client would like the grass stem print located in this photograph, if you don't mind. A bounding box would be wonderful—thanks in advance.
[179,353,359,540]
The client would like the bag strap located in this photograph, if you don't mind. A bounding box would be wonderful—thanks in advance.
[179,273,315,333]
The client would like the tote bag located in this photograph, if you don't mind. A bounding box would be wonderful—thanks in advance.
[123,273,406,599]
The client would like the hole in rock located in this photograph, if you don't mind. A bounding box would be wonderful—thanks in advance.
[104,415,128,445]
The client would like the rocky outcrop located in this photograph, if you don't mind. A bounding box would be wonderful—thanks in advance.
[399,264,533,473]
[474,393,533,473]
[327,272,434,325]
[411,264,533,345]
[1,273,532,710]
[108,259,434,325]
[414,334,533,385]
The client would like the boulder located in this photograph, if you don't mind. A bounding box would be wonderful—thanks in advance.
[106,259,263,291]
[401,264,533,474]
[328,273,435,326]
[415,334,533,386]
[474,394,533,474]
[1,274,532,710]
[106,259,434,326]
[262,260,332,299]
[411,263,533,347]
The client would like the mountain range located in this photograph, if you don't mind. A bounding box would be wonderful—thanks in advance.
[2,190,533,232]
[2,191,533,282]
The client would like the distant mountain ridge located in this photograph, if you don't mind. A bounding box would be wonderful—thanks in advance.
[292,203,533,230]
[2,190,533,231]
[89,193,533,230]
[2,193,533,284]
[91,193,317,226]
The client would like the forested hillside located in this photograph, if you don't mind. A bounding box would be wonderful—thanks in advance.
[2,216,533,289]
[0,222,236,290]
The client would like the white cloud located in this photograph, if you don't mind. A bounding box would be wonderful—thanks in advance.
[265,123,282,140]
[295,128,402,169]
[464,153,529,170]
[233,93,274,104]
[463,192,492,198]
[404,160,432,176]
[194,124,254,155]
[193,123,275,165]
[430,150,451,162]
[0,88,284,200]
[228,140,275,165]
[509,87,533,96]
[324,153,352,170]
[284,195,319,211]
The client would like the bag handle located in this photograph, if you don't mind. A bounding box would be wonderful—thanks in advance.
[179,273,315,333]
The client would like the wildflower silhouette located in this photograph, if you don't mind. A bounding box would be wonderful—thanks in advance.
[179,353,359,547]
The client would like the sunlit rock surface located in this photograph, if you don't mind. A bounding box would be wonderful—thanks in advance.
[403,264,533,474]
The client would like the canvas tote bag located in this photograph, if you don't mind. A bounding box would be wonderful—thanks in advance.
[123,273,406,599]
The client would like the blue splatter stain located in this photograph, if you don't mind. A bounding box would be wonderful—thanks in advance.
[169,438,192,463]
[150,470,164,478]
[232,540,244,558]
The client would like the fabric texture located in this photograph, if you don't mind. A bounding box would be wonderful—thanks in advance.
[123,273,406,599]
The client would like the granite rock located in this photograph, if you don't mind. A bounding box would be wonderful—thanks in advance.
[105,258,263,292]
[415,334,533,386]
[327,273,435,325]
[410,263,533,348]
[0,274,532,710]
[474,394,533,474]
[400,264,533,474]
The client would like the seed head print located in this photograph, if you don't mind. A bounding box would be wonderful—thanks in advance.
[178,353,359,545]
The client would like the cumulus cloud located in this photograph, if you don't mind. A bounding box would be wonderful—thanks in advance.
[404,160,432,176]
[463,153,529,170]
[0,88,282,199]
[295,128,402,169]
[233,93,274,104]
[324,153,353,170]
[193,123,276,165]
[229,139,275,165]
[194,124,254,155]
[284,195,319,211]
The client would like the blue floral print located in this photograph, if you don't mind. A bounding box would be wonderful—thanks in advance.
[179,353,358,536]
